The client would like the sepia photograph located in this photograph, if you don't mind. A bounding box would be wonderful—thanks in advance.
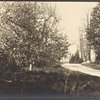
[0,1,100,99]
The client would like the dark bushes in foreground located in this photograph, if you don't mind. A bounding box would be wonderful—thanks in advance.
[0,66,100,96]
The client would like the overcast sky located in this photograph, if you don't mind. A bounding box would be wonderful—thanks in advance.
[54,2,98,54]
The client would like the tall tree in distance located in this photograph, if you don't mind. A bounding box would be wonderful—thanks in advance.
[85,13,91,61]
[86,3,100,63]
[79,12,91,62]
[0,2,69,68]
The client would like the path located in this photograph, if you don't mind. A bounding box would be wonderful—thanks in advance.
[62,63,100,77]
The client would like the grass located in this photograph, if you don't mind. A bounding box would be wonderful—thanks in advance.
[0,65,100,96]
[81,63,100,70]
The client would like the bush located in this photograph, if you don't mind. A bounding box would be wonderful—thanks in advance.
[0,50,20,80]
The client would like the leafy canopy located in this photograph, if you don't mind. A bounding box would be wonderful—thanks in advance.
[0,2,69,67]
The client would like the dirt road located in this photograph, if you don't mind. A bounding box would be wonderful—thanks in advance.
[62,63,100,77]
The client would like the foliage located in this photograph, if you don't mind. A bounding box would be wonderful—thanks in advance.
[69,50,83,63]
[0,48,19,79]
[79,31,91,62]
[86,3,100,63]
[0,66,100,96]
[69,54,75,63]
[0,2,69,68]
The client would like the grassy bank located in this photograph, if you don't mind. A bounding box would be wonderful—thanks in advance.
[82,63,100,70]
[0,66,100,96]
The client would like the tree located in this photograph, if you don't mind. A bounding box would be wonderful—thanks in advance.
[69,54,75,63]
[86,3,100,63]
[69,50,83,63]
[85,13,91,61]
[0,2,69,68]
[79,12,91,62]
[79,29,91,62]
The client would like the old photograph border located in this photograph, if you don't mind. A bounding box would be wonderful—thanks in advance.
[0,1,100,100]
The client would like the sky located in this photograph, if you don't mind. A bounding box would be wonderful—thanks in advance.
[54,2,98,54]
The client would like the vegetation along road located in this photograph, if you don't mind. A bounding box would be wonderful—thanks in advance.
[62,63,100,77]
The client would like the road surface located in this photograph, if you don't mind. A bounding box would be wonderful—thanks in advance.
[62,63,100,77]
